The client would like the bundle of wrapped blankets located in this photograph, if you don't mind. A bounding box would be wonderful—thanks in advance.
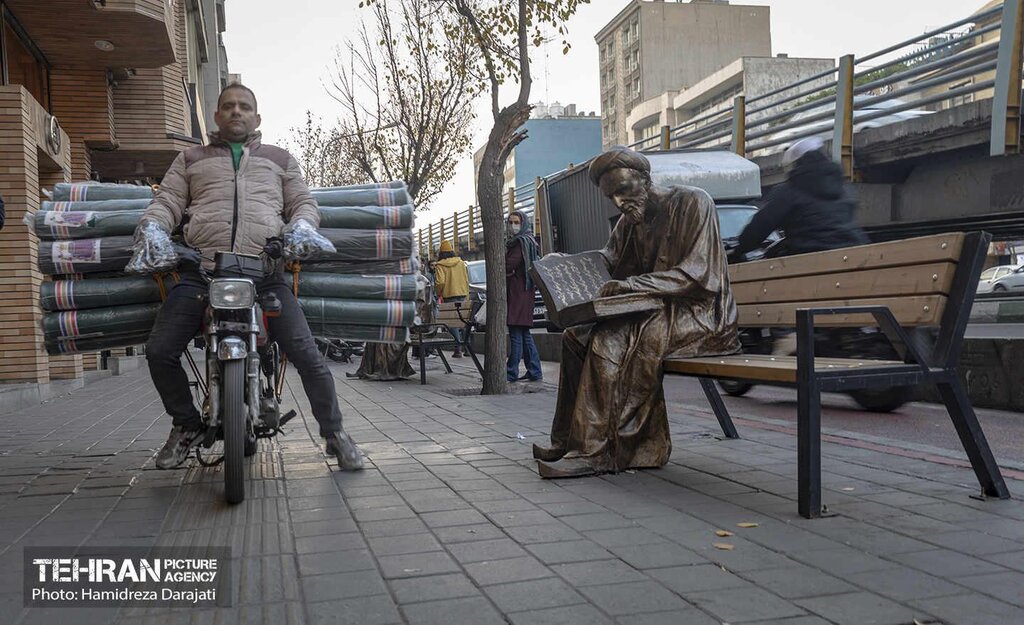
[37,181,420,355]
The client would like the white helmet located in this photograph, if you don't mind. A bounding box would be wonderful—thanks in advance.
[782,137,825,169]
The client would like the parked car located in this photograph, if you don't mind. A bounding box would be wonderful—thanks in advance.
[465,259,557,331]
[769,96,933,150]
[977,264,1024,294]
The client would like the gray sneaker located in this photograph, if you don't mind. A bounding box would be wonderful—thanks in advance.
[155,426,205,469]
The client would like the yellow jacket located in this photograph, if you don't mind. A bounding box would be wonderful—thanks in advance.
[434,256,470,299]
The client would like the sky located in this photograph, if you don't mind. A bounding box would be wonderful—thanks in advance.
[222,0,980,226]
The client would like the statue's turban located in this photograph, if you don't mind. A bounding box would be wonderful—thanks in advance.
[588,146,651,186]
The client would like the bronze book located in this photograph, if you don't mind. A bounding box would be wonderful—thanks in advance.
[530,251,664,328]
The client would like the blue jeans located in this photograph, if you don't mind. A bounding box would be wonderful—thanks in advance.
[507,326,542,382]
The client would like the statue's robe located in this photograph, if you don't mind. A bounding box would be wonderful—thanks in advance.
[539,185,740,477]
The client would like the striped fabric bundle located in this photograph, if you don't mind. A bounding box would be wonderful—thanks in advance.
[42,303,163,342]
[46,332,152,356]
[52,182,153,202]
[37,180,422,354]
[318,204,414,230]
[317,228,415,261]
[292,273,418,301]
[312,185,410,208]
[42,199,152,212]
[301,258,419,276]
[39,237,134,275]
[297,297,418,328]
[42,275,178,312]
[31,210,142,240]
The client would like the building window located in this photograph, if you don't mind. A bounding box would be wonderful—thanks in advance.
[633,78,641,98]
[948,80,974,108]
[1,8,50,111]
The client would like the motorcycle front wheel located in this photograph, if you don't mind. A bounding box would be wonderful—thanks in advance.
[223,359,246,504]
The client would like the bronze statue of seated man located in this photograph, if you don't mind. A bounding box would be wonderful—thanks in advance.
[534,146,740,478]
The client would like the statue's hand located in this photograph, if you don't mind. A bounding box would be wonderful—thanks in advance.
[598,279,631,297]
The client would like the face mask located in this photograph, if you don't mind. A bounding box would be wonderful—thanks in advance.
[511,223,522,235]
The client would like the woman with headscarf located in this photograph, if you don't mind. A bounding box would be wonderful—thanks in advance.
[506,210,543,382]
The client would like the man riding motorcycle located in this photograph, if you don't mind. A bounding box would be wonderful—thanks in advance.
[737,137,868,258]
[736,137,870,356]
[131,84,364,471]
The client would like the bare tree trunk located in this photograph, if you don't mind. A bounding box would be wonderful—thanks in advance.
[477,134,508,395]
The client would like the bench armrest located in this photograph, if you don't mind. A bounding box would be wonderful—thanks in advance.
[796,306,930,372]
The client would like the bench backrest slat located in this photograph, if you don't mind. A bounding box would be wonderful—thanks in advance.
[738,295,945,327]
[436,302,470,324]
[732,262,956,305]
[725,233,978,330]
[729,233,966,285]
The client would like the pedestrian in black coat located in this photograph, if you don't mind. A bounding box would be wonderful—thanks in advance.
[738,138,868,256]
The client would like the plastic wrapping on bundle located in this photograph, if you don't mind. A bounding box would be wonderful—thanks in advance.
[42,275,178,311]
[311,186,410,207]
[291,273,418,300]
[41,199,152,212]
[301,257,419,275]
[46,332,151,356]
[316,228,414,261]
[39,236,133,275]
[318,204,414,230]
[51,182,153,202]
[42,302,162,342]
[305,323,409,344]
[31,210,142,240]
[297,297,418,327]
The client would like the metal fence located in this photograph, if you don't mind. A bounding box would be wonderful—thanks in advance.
[418,1,1022,256]
[417,179,538,259]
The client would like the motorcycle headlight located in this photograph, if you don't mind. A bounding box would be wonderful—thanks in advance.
[209,279,256,309]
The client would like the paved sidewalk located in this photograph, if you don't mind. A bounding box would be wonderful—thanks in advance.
[1,355,1023,625]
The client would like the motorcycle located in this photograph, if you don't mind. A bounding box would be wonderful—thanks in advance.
[722,237,918,413]
[179,238,297,504]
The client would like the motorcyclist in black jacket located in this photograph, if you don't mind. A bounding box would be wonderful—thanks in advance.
[737,137,868,257]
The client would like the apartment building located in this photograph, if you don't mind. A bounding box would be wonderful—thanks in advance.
[596,0,772,148]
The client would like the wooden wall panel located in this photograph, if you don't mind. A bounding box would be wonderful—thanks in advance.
[49,67,112,180]
[0,87,50,384]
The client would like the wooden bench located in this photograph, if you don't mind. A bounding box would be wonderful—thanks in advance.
[409,301,484,385]
[664,231,1010,518]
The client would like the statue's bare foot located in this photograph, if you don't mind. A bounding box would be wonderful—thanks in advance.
[537,457,598,479]
[532,443,567,462]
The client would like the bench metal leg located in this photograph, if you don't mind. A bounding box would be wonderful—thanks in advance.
[796,310,823,519]
[419,344,427,385]
[464,333,484,377]
[698,378,739,439]
[437,350,453,374]
[797,377,823,519]
[936,377,1010,500]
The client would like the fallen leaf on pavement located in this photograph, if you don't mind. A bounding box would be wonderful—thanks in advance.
[736,522,759,528]
[841,487,855,492]
[713,543,735,550]
[715,530,734,537]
